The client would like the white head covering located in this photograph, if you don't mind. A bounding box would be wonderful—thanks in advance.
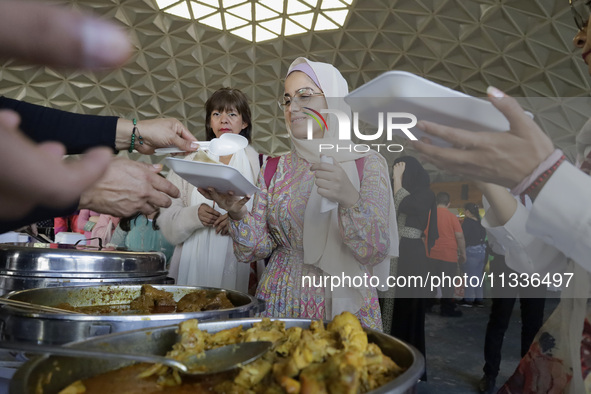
[285,57,399,318]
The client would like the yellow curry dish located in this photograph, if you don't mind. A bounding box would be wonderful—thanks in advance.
[59,312,405,394]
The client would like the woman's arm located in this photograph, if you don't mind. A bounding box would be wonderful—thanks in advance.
[0,97,118,154]
[481,190,567,274]
[338,155,391,266]
[0,97,198,155]
[227,162,275,262]
[525,162,591,269]
[411,89,555,189]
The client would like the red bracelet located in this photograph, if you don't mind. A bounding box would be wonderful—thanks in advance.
[521,155,566,198]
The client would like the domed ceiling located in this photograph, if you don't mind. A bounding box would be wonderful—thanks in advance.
[0,0,589,182]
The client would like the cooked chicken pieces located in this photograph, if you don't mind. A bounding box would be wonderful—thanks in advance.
[142,311,405,392]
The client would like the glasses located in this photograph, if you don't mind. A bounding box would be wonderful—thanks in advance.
[570,0,591,31]
[278,88,325,110]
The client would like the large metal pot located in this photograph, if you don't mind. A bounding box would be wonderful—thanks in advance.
[10,318,425,394]
[0,285,266,345]
[0,243,170,295]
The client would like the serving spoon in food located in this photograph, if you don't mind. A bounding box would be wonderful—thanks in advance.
[0,298,84,315]
[0,341,272,376]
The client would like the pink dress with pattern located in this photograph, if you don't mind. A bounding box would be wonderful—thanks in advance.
[229,151,391,330]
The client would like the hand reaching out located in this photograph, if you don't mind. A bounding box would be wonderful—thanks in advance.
[0,1,132,222]
[198,188,250,221]
[116,118,198,154]
[78,158,180,217]
[0,110,112,220]
[412,87,554,188]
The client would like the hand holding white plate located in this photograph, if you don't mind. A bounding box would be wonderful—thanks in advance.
[165,157,259,196]
[344,71,533,147]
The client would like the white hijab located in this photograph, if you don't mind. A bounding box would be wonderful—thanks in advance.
[285,57,399,318]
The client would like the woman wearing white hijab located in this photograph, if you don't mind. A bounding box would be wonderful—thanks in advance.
[204,58,398,329]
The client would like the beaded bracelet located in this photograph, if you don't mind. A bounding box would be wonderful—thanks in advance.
[520,154,566,198]
[128,118,143,153]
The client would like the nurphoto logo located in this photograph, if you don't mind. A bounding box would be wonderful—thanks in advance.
[305,109,418,153]
[303,107,327,132]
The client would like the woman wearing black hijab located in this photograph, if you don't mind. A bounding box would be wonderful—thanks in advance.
[381,155,438,377]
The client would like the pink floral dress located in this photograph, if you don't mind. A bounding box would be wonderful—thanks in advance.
[229,151,392,330]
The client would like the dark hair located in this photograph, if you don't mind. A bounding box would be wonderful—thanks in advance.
[120,212,160,232]
[464,202,481,222]
[393,156,430,193]
[204,87,252,142]
[436,192,450,206]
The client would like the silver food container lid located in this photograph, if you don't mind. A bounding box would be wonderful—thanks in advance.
[0,243,166,277]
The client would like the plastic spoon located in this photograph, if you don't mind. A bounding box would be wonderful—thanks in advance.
[0,341,272,376]
[154,133,248,157]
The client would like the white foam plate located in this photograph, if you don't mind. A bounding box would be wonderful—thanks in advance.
[345,71,530,146]
[165,157,259,196]
[155,134,249,156]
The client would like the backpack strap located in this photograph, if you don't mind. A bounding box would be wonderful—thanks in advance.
[263,156,366,189]
[355,156,365,181]
[264,156,280,188]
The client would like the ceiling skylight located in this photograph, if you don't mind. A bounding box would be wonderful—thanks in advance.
[154,0,353,42]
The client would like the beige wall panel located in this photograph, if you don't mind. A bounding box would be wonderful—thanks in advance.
[0,0,588,182]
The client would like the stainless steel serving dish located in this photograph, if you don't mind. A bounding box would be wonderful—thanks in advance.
[0,243,170,294]
[10,318,425,394]
[0,285,266,345]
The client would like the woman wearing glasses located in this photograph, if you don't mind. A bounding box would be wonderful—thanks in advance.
[202,57,398,330]
[412,1,591,393]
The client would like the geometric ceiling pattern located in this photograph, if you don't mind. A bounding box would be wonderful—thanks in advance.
[155,0,354,42]
[0,0,589,183]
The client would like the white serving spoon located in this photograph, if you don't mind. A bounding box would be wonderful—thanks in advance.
[154,133,248,156]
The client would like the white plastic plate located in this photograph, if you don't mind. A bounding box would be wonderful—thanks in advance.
[345,71,530,146]
[165,157,259,196]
